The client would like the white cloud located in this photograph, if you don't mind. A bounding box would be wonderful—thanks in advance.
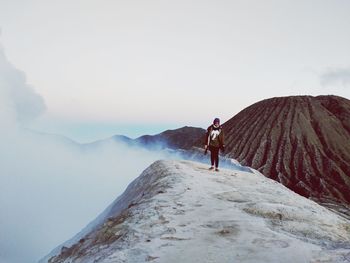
[320,68,350,89]
[0,45,169,263]
[0,46,46,127]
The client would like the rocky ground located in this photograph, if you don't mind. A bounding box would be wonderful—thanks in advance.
[42,160,350,263]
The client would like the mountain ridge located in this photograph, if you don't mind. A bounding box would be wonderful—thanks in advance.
[41,160,350,263]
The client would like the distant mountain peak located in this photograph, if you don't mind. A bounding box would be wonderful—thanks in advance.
[135,126,205,150]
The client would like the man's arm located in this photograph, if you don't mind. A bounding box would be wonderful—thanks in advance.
[220,128,225,151]
[204,126,210,149]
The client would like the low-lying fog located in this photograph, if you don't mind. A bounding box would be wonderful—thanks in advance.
[0,46,170,263]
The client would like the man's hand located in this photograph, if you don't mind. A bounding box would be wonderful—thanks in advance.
[221,145,225,153]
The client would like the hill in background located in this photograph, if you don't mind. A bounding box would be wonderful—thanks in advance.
[222,95,350,209]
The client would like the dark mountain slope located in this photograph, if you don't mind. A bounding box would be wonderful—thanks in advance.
[223,95,350,206]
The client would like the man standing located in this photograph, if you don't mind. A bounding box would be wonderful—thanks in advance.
[205,118,225,171]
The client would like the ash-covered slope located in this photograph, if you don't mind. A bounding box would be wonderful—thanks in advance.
[42,160,350,263]
[223,95,350,207]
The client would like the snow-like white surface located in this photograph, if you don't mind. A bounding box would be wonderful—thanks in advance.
[43,160,350,263]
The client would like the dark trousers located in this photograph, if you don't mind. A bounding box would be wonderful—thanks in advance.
[209,146,220,168]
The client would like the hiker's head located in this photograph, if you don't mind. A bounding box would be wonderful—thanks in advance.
[213,118,220,126]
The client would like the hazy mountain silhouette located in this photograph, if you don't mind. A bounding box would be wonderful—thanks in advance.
[85,126,205,150]
[135,126,204,150]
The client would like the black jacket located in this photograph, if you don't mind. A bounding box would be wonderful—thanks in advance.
[205,125,225,148]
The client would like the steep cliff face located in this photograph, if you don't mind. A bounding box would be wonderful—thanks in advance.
[41,160,350,263]
[223,95,350,206]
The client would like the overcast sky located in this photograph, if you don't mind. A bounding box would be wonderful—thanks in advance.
[1,0,350,142]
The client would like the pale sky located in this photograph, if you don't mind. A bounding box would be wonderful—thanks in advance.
[1,2,350,262]
[1,0,350,142]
